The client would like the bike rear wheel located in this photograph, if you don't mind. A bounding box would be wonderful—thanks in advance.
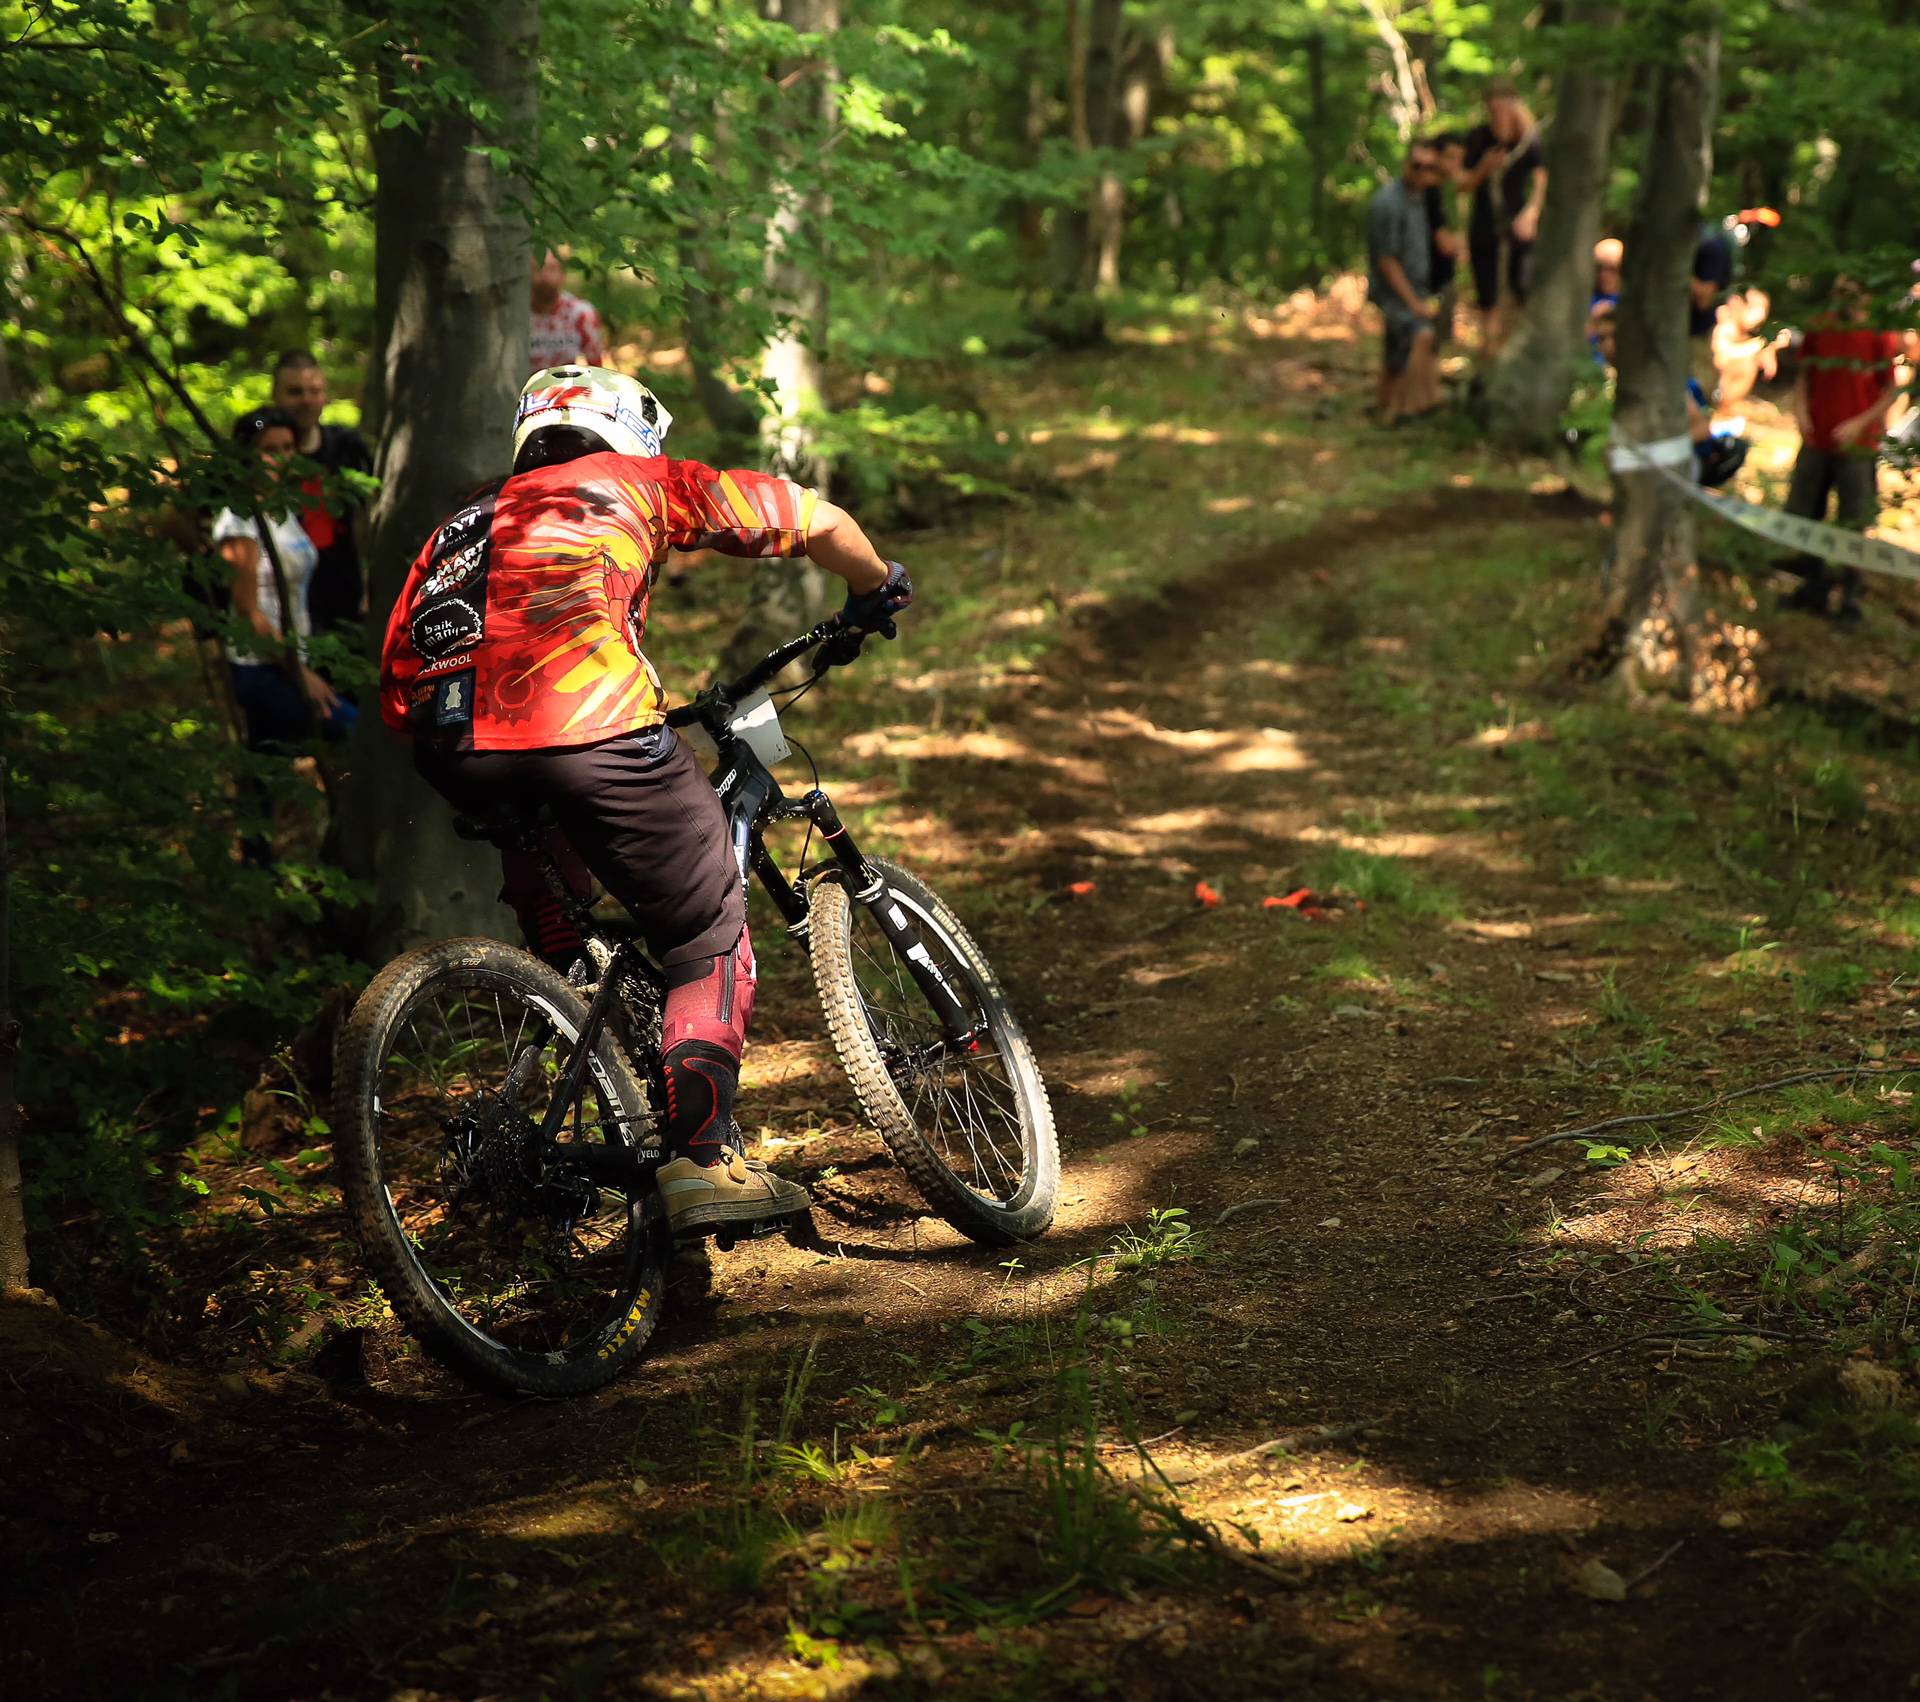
[333,937,666,1396]
[809,859,1058,1245]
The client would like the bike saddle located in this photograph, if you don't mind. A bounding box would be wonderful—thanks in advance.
[451,802,557,849]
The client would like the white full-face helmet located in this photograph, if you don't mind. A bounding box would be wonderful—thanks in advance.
[512,366,675,469]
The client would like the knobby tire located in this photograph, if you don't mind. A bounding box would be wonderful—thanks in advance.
[808,859,1058,1245]
[333,937,667,1397]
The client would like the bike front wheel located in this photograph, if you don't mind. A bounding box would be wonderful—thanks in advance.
[809,859,1058,1245]
[333,938,667,1397]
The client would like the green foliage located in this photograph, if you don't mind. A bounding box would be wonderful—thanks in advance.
[2,411,365,1304]
[1304,847,1463,921]
[1110,1205,1205,1271]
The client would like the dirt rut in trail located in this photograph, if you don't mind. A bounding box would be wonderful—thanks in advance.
[3,494,1892,1701]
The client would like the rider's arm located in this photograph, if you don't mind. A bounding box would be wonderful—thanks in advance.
[804,499,887,594]
[664,462,886,592]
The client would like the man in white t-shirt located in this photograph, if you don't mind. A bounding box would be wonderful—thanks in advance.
[529,248,607,374]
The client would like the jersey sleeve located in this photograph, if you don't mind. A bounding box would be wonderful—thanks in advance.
[662,461,819,559]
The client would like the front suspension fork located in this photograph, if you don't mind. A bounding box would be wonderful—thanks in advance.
[799,790,978,1045]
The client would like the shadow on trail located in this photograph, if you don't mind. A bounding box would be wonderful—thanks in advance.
[25,481,1865,1702]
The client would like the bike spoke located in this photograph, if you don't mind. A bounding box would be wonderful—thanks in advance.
[371,974,639,1363]
[844,896,1034,1206]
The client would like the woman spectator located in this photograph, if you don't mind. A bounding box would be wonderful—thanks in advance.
[1460,78,1546,354]
[213,407,356,751]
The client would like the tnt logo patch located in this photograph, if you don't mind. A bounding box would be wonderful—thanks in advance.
[433,669,477,729]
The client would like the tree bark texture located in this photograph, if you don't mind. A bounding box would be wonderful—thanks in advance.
[1358,0,1433,142]
[1051,0,1122,298]
[339,0,537,954]
[1093,24,1170,292]
[1483,3,1623,449]
[724,0,841,676]
[0,740,28,1292]
[1596,28,1753,710]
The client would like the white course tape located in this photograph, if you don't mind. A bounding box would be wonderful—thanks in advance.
[1607,433,1696,473]
[1610,435,1920,585]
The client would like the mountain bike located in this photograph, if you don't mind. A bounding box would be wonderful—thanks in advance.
[333,617,1058,1396]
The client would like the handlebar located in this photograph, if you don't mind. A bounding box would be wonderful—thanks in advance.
[663,615,871,730]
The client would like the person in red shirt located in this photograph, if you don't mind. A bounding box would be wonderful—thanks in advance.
[380,365,911,1234]
[529,249,607,374]
[1781,277,1907,623]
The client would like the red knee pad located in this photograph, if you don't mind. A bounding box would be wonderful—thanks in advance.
[499,835,594,971]
[661,926,756,1060]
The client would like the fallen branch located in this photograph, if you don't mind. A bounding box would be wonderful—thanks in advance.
[1625,1536,1687,1592]
[1552,1326,1797,1373]
[1498,1065,1910,1165]
[1161,1416,1386,1486]
[1798,1235,1895,1300]
[1215,1197,1289,1228]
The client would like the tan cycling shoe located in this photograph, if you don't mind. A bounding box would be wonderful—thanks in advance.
[654,1147,811,1236]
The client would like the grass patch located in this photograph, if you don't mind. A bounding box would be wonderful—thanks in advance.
[1304,847,1463,921]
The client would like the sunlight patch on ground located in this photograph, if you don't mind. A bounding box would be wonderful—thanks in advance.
[1542,1140,1835,1257]
[839,725,1108,788]
[1294,823,1530,876]
[1072,807,1240,857]
[1164,1455,1604,1569]
[503,1500,631,1541]
[1211,727,1311,774]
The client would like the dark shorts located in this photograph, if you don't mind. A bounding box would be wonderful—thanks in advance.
[229,660,358,751]
[415,723,744,967]
[1470,237,1534,309]
[1379,301,1430,375]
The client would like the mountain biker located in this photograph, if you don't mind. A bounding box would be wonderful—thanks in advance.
[378,365,912,1237]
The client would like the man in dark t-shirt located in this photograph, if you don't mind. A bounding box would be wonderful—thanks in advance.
[270,351,374,635]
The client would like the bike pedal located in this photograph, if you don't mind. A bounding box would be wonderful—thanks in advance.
[711,1216,788,1252]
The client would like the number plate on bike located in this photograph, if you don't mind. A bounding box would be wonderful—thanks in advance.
[728,690,792,768]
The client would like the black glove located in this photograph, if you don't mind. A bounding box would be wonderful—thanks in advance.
[840,561,913,638]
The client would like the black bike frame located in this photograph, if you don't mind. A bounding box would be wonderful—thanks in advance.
[522,618,981,1197]
[670,621,978,1045]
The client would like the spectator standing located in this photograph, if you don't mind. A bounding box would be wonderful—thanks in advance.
[1780,278,1906,624]
[1711,288,1788,409]
[1460,78,1546,353]
[1367,139,1440,424]
[1591,237,1622,312]
[214,408,357,751]
[269,351,372,635]
[530,248,607,374]
[1427,132,1468,350]
[1689,221,1735,394]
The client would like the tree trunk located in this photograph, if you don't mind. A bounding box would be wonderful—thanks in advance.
[0,736,28,1293]
[1014,0,1051,266]
[1593,27,1751,710]
[1358,0,1433,141]
[337,0,537,954]
[1306,31,1330,279]
[1482,3,1624,448]
[722,0,842,677]
[1093,24,1170,292]
[1054,0,1123,296]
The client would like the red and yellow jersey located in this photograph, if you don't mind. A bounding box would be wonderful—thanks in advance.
[380,451,817,750]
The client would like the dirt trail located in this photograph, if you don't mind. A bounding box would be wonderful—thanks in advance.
[3,492,1891,1700]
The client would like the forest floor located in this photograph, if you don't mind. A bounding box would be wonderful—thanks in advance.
[8,296,1920,1701]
